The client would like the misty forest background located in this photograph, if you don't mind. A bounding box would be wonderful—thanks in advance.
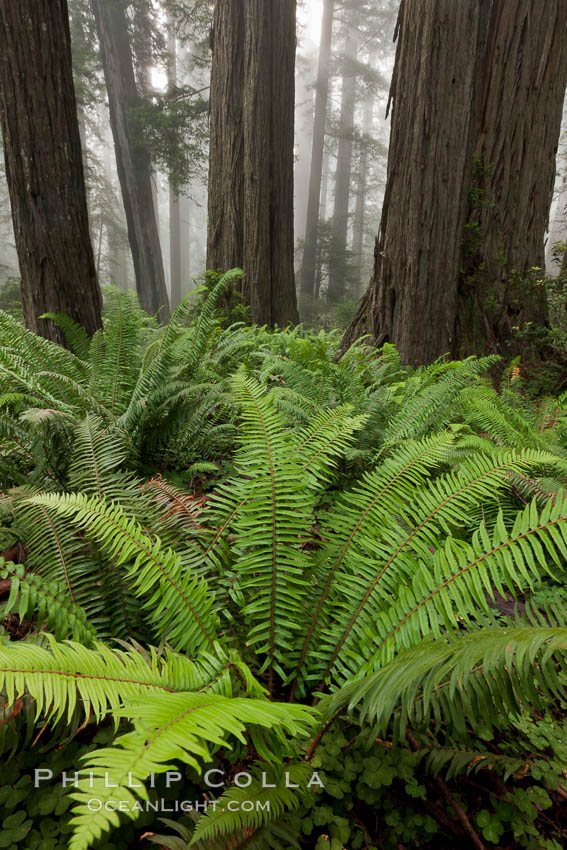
[3,2,567,850]
[0,0,402,338]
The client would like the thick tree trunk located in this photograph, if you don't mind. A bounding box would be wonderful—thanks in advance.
[0,0,102,341]
[207,0,245,272]
[342,0,567,364]
[267,0,299,326]
[327,8,360,303]
[207,0,298,326]
[454,1,567,358]
[91,0,170,321]
[299,0,334,304]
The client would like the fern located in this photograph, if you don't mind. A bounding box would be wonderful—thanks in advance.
[14,493,140,640]
[305,450,563,687]
[4,304,567,849]
[0,561,96,643]
[323,625,567,741]
[221,374,315,692]
[189,762,313,847]
[40,312,91,360]
[25,492,219,655]
[67,695,315,850]
[379,356,498,449]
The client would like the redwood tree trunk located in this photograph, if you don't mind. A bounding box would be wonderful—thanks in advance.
[167,31,182,310]
[299,0,334,305]
[207,0,298,326]
[352,100,372,293]
[0,0,102,341]
[454,0,567,358]
[91,0,170,321]
[327,7,360,303]
[342,0,567,364]
[207,0,245,272]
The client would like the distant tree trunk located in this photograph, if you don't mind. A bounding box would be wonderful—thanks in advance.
[76,101,95,246]
[108,239,129,290]
[0,0,102,341]
[91,0,170,321]
[180,197,191,295]
[545,96,567,275]
[294,63,314,248]
[131,0,161,231]
[343,0,567,364]
[352,101,372,293]
[208,0,298,326]
[327,8,360,303]
[320,150,331,221]
[102,138,128,290]
[299,0,334,304]
[169,194,181,308]
[314,148,330,301]
[167,32,182,310]
[69,0,94,242]
[76,104,90,188]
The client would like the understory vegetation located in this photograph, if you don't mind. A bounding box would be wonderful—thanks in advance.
[2,273,567,849]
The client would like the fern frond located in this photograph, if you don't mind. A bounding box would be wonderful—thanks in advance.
[117,269,242,436]
[381,356,498,449]
[291,404,366,490]
[0,639,251,725]
[92,288,145,416]
[177,268,244,378]
[68,414,137,500]
[0,309,87,380]
[220,375,315,691]
[324,625,567,741]
[15,495,139,639]
[40,312,91,360]
[0,560,96,643]
[67,693,316,850]
[189,762,312,847]
[290,433,456,696]
[353,496,567,678]
[311,451,564,686]
[25,492,219,654]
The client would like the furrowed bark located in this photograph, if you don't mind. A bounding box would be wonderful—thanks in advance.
[342,0,567,364]
[0,0,102,341]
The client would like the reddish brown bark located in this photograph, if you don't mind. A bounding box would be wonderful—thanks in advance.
[207,0,245,275]
[207,0,299,327]
[0,0,102,342]
[342,0,567,364]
